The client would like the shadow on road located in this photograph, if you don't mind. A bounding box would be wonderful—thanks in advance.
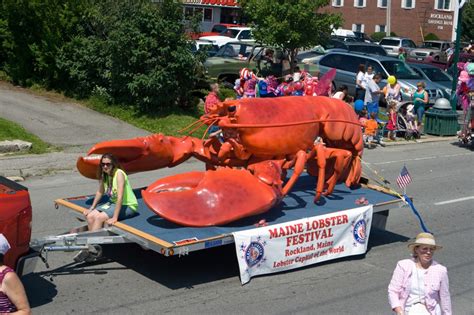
[22,227,408,296]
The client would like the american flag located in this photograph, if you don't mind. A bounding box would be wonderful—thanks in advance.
[397,166,412,188]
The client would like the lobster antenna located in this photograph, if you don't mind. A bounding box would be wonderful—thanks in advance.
[178,117,215,133]
[185,118,217,136]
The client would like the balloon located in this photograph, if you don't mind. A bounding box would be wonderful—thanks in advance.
[354,100,364,112]
[387,75,396,85]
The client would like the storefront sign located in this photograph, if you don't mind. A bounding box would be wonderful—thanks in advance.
[184,0,237,6]
[233,205,373,284]
[427,13,453,30]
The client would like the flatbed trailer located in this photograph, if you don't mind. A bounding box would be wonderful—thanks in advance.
[30,175,404,265]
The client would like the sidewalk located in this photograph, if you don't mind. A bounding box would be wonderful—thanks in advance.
[382,134,458,146]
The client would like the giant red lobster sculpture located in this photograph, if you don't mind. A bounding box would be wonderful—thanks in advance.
[77,96,364,226]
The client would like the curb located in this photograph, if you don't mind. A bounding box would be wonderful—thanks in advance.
[383,135,458,146]
[0,140,32,154]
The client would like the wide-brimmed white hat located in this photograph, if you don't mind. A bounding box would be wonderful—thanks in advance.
[0,234,11,255]
[408,232,442,252]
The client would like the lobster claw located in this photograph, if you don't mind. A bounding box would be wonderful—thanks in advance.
[142,168,280,226]
[76,134,178,179]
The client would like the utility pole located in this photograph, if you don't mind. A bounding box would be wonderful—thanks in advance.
[386,0,391,36]
[450,0,467,110]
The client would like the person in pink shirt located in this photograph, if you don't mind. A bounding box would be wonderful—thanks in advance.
[204,83,220,115]
[388,233,452,315]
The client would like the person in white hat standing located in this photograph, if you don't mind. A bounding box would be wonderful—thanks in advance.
[388,232,452,315]
[0,234,31,314]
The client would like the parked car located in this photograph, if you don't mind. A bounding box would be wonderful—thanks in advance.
[314,51,442,105]
[408,40,451,63]
[353,31,374,43]
[199,27,254,47]
[379,37,417,57]
[297,40,387,64]
[408,62,453,100]
[203,42,265,85]
[188,23,240,40]
[203,41,319,85]
[191,40,220,57]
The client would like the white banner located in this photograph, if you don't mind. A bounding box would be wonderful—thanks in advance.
[233,205,373,284]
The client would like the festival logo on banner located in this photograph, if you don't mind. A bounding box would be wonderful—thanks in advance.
[239,236,267,271]
[233,205,373,284]
[352,212,370,247]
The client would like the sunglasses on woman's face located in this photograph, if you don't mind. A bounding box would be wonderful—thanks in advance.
[418,246,436,253]
[101,162,112,167]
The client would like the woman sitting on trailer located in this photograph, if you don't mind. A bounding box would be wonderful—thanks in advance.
[83,153,138,231]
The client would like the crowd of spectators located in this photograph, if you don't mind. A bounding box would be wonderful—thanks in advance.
[205,64,433,148]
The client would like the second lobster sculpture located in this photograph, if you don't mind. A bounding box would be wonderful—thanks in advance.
[77,96,364,227]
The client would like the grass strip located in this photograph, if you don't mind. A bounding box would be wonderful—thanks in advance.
[0,117,52,154]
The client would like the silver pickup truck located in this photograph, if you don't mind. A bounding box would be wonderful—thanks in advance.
[408,40,451,63]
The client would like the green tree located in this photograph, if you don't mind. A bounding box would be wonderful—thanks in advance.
[461,0,473,42]
[2,0,205,112]
[424,33,439,41]
[371,32,386,43]
[240,0,342,72]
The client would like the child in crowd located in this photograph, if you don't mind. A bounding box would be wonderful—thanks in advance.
[358,109,368,128]
[385,101,397,141]
[364,112,385,148]
[406,104,418,131]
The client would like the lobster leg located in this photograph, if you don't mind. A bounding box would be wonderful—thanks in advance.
[345,155,362,187]
[312,142,328,202]
[307,143,353,202]
[281,150,307,196]
[321,148,352,196]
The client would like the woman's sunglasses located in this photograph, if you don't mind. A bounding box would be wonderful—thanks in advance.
[101,162,112,167]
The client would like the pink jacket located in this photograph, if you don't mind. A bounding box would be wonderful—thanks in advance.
[388,258,452,315]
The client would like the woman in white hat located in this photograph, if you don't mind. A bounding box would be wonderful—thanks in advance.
[0,234,31,314]
[388,233,451,315]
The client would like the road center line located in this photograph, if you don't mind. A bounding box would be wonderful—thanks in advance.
[372,152,474,166]
[434,196,474,205]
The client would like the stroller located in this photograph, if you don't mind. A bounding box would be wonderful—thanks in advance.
[394,101,421,140]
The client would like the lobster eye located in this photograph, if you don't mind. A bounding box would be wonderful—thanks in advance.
[228,106,236,112]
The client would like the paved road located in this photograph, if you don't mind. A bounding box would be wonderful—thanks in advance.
[19,141,473,315]
[1,85,472,314]
[0,82,147,178]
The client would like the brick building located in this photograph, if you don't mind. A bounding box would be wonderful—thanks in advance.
[323,0,458,44]
[181,0,460,44]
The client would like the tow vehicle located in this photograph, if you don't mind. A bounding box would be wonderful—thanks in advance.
[0,176,38,276]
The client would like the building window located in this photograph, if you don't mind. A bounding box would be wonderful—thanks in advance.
[375,25,386,33]
[354,0,366,8]
[435,0,452,11]
[401,0,415,9]
[183,7,213,22]
[203,8,212,22]
[332,0,344,7]
[378,0,387,8]
[352,23,365,32]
